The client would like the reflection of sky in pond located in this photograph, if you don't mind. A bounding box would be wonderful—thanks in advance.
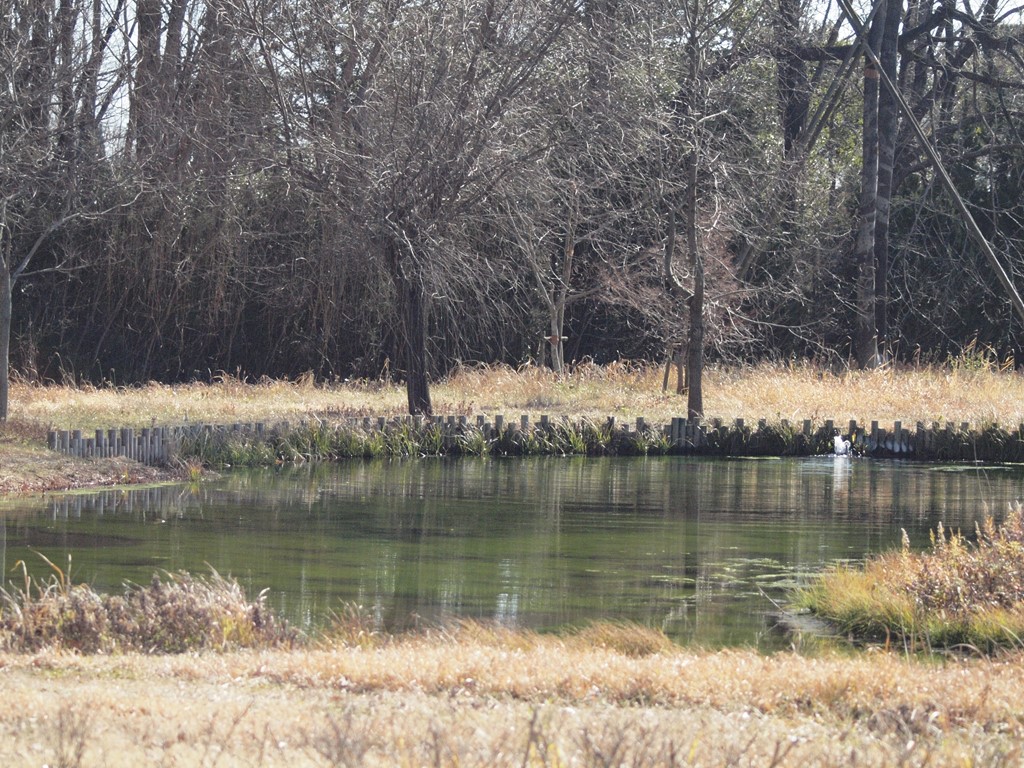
[2,456,1023,649]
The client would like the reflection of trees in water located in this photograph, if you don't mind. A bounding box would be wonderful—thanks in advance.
[1,459,1022,642]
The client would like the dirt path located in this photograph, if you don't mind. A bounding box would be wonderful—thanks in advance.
[0,444,176,495]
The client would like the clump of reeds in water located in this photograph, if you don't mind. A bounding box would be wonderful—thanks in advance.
[798,502,1024,652]
[178,417,674,467]
[0,556,296,653]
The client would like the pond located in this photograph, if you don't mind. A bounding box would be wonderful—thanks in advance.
[2,456,1023,649]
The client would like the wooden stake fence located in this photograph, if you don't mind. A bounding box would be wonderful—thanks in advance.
[46,415,1024,466]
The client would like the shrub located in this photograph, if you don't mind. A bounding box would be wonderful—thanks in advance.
[0,562,296,653]
[798,503,1024,652]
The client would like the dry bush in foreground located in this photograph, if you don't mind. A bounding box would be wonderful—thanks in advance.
[4,639,1024,766]
[0,564,296,653]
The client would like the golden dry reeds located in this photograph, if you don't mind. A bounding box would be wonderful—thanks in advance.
[11,360,1024,432]
[799,503,1024,651]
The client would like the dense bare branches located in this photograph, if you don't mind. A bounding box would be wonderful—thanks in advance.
[2,0,1024,415]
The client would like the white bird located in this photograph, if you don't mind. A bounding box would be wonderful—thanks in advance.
[833,435,852,456]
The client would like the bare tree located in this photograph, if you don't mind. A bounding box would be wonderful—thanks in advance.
[0,0,100,418]
[242,0,575,414]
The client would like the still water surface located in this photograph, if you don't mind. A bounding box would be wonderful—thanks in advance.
[3,456,1023,648]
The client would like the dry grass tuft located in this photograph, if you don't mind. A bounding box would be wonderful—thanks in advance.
[318,602,383,649]
[565,620,678,657]
[800,504,1024,651]
[0,416,50,444]
[0,563,296,653]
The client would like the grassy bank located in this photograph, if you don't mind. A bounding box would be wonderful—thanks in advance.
[9,360,1024,483]
[2,566,1024,765]
[0,418,176,493]
[0,564,1022,765]
[798,503,1024,653]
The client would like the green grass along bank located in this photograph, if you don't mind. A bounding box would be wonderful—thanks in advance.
[47,414,1024,466]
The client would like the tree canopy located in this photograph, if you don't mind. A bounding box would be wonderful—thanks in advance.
[2,0,1024,415]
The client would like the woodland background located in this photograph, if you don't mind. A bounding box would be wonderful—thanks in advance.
[2,0,1023,416]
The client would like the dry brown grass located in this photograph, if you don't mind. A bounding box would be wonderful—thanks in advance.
[5,360,1024,764]
[0,567,296,654]
[11,360,1024,431]
[0,435,174,494]
[800,504,1024,651]
[1,628,1023,766]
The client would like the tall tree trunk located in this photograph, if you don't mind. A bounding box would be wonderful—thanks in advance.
[548,310,565,374]
[663,209,690,396]
[387,240,432,416]
[400,278,432,416]
[55,0,78,163]
[0,257,11,421]
[873,0,902,360]
[549,226,576,376]
[777,0,809,160]
[684,150,704,419]
[682,14,705,419]
[853,7,886,369]
[130,0,163,159]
